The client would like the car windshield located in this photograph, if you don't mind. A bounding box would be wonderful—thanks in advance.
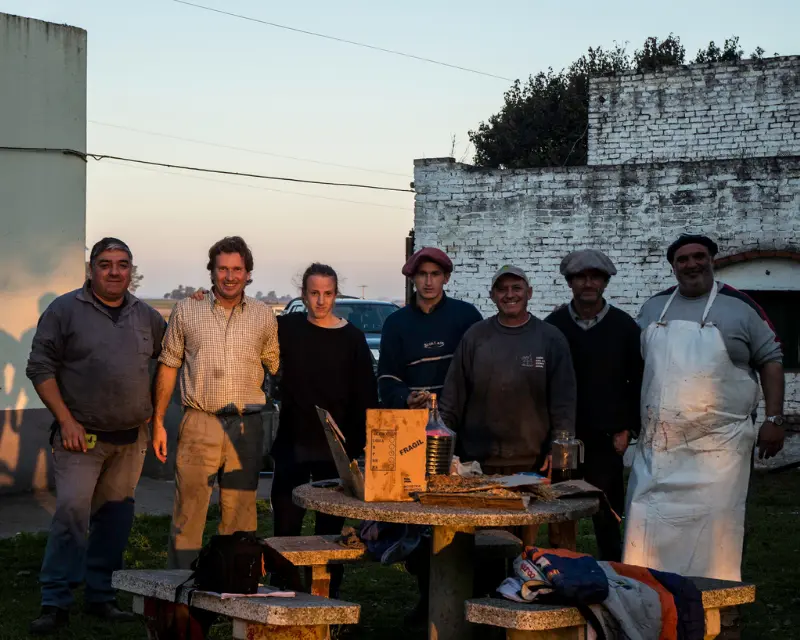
[334,303,396,333]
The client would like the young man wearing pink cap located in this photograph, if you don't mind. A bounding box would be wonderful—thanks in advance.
[376,246,481,624]
[378,247,482,409]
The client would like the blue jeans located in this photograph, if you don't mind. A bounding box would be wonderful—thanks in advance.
[40,426,147,609]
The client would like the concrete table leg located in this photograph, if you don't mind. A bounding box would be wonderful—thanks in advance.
[310,564,332,597]
[704,609,722,640]
[233,619,329,640]
[548,521,578,551]
[429,525,476,640]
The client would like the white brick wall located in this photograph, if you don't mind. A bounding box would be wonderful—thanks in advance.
[588,56,800,165]
[413,156,800,421]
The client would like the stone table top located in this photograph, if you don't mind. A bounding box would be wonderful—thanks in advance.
[466,599,586,631]
[112,569,360,626]
[292,484,599,527]
[465,577,756,631]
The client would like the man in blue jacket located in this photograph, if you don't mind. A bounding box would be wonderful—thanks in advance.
[376,247,481,624]
[378,247,482,409]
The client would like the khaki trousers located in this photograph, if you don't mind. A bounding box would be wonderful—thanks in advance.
[42,425,148,608]
[168,409,264,569]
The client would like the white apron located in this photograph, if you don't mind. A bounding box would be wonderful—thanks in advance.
[622,283,759,581]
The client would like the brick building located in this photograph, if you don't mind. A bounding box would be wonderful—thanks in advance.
[412,56,800,444]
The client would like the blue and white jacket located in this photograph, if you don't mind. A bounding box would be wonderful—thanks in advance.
[377,293,482,408]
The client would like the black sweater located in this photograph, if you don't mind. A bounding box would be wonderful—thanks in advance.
[272,314,378,464]
[545,304,643,438]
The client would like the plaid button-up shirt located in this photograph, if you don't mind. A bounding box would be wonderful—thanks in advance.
[159,292,280,414]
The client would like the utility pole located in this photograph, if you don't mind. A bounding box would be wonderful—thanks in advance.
[405,229,415,306]
[359,285,367,299]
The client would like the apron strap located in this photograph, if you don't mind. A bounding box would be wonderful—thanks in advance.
[657,282,720,326]
[657,288,680,324]
[701,282,720,325]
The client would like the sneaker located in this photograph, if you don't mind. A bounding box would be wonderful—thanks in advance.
[84,601,137,622]
[30,606,69,635]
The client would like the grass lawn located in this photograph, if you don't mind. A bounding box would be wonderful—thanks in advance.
[0,471,797,639]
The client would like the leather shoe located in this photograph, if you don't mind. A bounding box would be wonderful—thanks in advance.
[84,601,137,622]
[30,606,69,635]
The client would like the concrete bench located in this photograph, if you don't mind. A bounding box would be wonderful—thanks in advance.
[264,529,524,597]
[112,568,359,640]
[465,577,756,639]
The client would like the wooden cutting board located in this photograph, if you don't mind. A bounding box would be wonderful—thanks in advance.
[416,492,530,510]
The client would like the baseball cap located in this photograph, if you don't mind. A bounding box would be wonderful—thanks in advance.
[491,265,530,288]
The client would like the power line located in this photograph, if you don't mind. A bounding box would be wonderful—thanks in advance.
[0,146,414,193]
[102,159,410,211]
[171,0,514,82]
[88,120,409,179]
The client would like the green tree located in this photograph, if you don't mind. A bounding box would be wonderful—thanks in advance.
[164,285,195,300]
[694,36,743,63]
[469,43,630,168]
[469,34,765,169]
[633,34,686,72]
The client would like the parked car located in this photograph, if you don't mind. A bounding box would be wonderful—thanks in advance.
[281,297,400,370]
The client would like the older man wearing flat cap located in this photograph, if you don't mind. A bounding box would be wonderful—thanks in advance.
[624,233,785,583]
[545,248,643,561]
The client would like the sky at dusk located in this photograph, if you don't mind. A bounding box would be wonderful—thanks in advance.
[3,0,798,299]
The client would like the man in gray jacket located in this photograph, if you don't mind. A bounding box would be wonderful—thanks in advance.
[25,238,166,635]
[440,265,577,475]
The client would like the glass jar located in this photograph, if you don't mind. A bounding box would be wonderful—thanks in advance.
[550,430,584,483]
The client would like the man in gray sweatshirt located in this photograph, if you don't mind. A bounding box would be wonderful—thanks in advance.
[440,265,577,475]
[26,238,166,634]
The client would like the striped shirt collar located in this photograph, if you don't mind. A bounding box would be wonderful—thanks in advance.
[569,299,611,330]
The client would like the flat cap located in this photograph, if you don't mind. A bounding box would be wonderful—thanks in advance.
[560,249,617,278]
[666,234,719,264]
[491,265,530,288]
[402,247,453,277]
[89,237,132,265]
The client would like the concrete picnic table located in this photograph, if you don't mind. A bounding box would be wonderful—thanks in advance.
[293,483,599,640]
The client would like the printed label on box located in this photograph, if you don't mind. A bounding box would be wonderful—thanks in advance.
[370,428,397,471]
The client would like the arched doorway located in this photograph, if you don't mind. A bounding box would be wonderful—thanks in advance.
[716,255,800,372]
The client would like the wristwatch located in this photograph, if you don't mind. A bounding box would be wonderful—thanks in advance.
[765,415,785,427]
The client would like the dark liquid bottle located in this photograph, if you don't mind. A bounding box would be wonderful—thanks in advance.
[425,394,456,476]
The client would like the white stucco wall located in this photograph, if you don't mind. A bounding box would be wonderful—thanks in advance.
[0,13,87,493]
[716,259,800,291]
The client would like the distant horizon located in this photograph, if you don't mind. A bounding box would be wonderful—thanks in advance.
[8,0,798,301]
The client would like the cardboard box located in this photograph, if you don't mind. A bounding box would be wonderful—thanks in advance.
[365,409,428,502]
[316,406,365,500]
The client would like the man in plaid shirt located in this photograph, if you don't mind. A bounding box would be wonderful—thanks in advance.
[152,236,280,569]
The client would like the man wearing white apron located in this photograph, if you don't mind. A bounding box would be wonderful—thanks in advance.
[624,234,785,581]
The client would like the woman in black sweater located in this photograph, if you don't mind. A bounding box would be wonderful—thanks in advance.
[269,263,378,594]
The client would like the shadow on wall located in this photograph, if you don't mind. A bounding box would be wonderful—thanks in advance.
[0,293,58,496]
[0,293,185,491]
